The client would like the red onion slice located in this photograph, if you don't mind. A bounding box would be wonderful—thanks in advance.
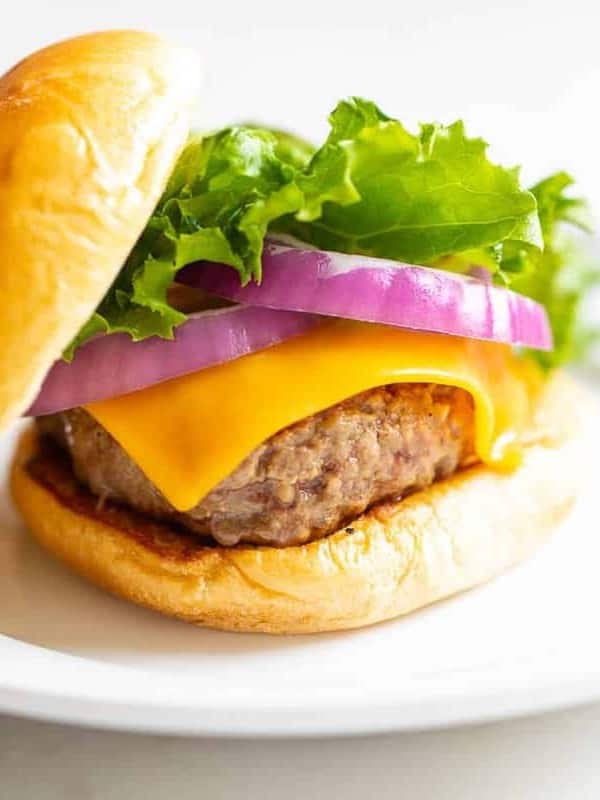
[28,305,319,416]
[178,240,553,351]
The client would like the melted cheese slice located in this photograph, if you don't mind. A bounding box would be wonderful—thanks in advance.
[85,321,539,511]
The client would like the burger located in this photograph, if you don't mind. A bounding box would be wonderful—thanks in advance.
[5,30,596,633]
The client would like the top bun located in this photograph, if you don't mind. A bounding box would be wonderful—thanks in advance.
[0,30,200,430]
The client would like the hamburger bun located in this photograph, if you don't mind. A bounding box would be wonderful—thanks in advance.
[0,30,199,431]
[10,371,592,634]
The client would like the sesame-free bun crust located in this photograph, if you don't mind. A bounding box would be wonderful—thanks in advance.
[11,372,593,634]
[0,31,199,430]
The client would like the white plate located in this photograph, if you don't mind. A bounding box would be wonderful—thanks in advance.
[1,374,599,737]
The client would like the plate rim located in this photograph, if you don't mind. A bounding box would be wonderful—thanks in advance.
[2,633,600,736]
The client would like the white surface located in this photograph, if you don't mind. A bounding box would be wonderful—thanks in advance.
[3,704,600,800]
[0,372,598,736]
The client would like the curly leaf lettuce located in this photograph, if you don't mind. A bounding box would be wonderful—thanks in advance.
[283,98,542,267]
[68,97,594,367]
[510,173,599,368]
[66,128,308,356]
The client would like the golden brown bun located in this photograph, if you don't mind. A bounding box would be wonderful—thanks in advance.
[11,372,593,634]
[0,31,200,431]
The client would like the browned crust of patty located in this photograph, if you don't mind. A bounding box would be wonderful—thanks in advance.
[10,372,594,634]
[27,437,215,563]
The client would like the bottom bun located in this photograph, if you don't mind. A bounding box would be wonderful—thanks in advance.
[11,372,592,634]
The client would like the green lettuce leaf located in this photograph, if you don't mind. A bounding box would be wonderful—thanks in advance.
[510,173,599,368]
[281,98,542,268]
[68,97,594,366]
[251,127,315,169]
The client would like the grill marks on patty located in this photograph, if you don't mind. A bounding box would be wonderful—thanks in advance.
[37,383,477,548]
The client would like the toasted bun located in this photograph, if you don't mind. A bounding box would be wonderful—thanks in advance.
[0,31,200,431]
[10,372,593,634]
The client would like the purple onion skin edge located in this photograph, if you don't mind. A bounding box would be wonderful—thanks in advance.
[27,306,319,417]
[178,243,553,352]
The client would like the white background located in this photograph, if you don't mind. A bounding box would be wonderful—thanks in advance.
[2,1,600,796]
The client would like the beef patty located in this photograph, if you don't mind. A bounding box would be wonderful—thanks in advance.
[37,383,476,548]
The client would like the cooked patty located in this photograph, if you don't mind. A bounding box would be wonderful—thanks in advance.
[36,383,476,548]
